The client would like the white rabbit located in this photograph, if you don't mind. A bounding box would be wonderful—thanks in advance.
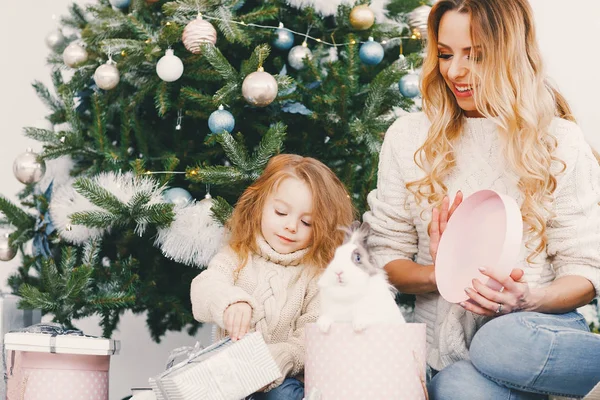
[316,221,405,333]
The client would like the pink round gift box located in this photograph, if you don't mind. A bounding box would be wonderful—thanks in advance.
[435,189,523,303]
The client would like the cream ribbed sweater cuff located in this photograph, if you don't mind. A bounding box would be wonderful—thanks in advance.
[554,264,600,298]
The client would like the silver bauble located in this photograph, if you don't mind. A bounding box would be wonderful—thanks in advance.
[94,62,120,90]
[156,49,184,82]
[63,43,89,68]
[13,149,46,184]
[398,72,421,98]
[0,234,16,262]
[409,5,432,40]
[182,16,217,54]
[242,70,278,107]
[163,187,193,207]
[45,30,65,50]
[287,45,313,70]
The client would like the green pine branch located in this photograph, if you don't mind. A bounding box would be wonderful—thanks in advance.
[216,131,251,170]
[73,178,128,215]
[211,196,233,225]
[187,165,251,185]
[0,196,36,229]
[201,44,239,83]
[215,6,248,45]
[24,127,63,145]
[252,122,286,169]
[155,82,172,117]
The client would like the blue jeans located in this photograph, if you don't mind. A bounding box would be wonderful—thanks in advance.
[249,378,304,400]
[428,311,600,399]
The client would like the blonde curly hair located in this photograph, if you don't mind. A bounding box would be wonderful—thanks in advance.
[407,0,581,263]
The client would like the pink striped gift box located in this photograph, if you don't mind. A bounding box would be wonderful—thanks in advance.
[149,332,281,400]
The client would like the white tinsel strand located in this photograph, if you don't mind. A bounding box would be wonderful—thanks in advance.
[37,156,75,194]
[49,172,166,243]
[49,179,105,244]
[154,199,227,267]
[93,172,165,236]
[285,0,391,20]
[286,0,355,17]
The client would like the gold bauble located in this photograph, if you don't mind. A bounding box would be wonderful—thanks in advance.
[349,5,375,31]
[409,5,432,40]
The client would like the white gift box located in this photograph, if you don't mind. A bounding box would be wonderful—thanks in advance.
[149,332,281,400]
[4,330,120,355]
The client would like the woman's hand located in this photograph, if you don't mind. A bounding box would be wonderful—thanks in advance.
[461,267,537,317]
[429,192,463,263]
[223,301,252,341]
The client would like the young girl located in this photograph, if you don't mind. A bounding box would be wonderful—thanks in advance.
[364,0,600,398]
[190,154,355,399]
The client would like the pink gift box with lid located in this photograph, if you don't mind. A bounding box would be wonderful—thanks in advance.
[4,324,120,400]
[305,323,427,400]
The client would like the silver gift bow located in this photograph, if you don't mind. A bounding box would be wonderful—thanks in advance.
[154,338,236,400]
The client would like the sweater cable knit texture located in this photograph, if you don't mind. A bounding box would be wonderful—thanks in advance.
[190,236,319,391]
[363,112,600,371]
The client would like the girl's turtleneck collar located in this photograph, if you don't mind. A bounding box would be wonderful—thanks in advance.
[255,235,309,267]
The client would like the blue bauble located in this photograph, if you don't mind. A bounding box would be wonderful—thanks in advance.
[398,72,421,98]
[359,38,384,65]
[273,27,295,51]
[109,0,131,8]
[163,187,193,207]
[208,106,235,134]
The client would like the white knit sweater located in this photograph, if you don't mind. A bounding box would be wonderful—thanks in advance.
[190,236,320,390]
[363,112,600,371]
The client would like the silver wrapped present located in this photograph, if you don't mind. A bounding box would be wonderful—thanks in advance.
[149,332,281,400]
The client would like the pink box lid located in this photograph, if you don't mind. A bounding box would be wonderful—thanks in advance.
[4,332,120,356]
[435,189,523,303]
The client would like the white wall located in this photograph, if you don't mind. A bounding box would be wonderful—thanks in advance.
[0,1,598,399]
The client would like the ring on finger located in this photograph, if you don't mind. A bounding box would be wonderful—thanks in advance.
[495,303,503,314]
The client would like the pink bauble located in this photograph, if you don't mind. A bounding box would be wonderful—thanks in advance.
[182,16,217,54]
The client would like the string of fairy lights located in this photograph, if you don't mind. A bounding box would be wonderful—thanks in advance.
[57,2,429,181]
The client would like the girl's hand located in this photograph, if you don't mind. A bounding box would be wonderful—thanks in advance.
[223,301,252,341]
[429,192,463,263]
[461,268,535,317]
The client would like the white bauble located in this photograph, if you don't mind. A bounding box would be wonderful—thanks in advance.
[242,70,278,107]
[45,30,65,50]
[13,149,46,184]
[288,45,313,70]
[63,43,88,68]
[0,233,16,262]
[156,49,184,82]
[94,62,120,90]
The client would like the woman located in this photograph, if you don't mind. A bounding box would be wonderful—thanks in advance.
[363,0,600,398]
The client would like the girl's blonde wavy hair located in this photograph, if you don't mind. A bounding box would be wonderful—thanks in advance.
[227,154,355,276]
[407,0,584,263]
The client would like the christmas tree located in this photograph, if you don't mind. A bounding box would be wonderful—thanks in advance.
[1,0,430,341]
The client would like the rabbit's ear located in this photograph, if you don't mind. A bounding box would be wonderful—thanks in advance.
[359,221,371,236]
[350,220,361,231]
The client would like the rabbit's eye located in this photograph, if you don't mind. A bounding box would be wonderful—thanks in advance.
[352,250,361,263]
